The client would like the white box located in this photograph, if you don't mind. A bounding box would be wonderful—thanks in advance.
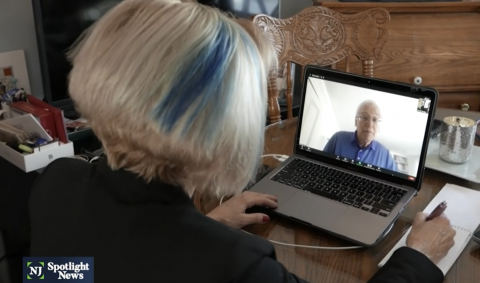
[0,113,75,172]
[0,141,74,172]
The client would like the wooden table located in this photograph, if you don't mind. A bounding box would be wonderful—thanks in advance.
[244,108,480,283]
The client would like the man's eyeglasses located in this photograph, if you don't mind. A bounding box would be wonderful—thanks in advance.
[356,115,382,124]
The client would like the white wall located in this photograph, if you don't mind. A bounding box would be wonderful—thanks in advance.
[299,78,428,176]
[1,0,43,99]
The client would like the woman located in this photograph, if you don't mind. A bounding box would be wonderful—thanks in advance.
[29,1,455,282]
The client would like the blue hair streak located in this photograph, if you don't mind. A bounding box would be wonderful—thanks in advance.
[152,22,235,140]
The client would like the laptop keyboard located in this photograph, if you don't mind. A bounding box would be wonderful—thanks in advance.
[270,158,408,217]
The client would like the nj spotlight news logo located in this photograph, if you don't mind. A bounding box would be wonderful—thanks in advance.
[23,257,94,283]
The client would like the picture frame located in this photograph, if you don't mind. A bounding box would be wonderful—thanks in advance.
[0,50,31,94]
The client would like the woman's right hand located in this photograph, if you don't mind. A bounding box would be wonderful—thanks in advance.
[406,212,456,264]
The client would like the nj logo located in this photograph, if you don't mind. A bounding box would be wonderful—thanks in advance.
[27,262,45,280]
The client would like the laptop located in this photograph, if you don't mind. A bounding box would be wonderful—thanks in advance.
[250,66,438,246]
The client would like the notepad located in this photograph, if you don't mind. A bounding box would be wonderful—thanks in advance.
[378,183,480,275]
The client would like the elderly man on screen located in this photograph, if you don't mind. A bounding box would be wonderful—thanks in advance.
[323,100,398,172]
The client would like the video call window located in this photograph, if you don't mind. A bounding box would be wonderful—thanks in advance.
[299,77,429,179]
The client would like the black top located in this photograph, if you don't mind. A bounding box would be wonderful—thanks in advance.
[29,158,444,283]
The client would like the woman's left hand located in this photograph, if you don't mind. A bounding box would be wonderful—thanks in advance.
[207,191,278,229]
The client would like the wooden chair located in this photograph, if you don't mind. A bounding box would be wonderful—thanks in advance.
[252,6,391,124]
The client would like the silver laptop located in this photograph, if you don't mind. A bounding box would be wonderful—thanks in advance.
[250,66,438,246]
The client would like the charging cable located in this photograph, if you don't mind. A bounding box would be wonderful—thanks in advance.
[89,156,101,163]
[73,155,89,162]
[261,154,289,162]
[72,155,102,163]
[241,229,363,250]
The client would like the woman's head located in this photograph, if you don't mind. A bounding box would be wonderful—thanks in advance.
[68,0,276,197]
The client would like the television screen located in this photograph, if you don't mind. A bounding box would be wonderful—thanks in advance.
[32,0,124,108]
[32,0,278,112]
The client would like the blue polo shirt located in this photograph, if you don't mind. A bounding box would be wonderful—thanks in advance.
[323,131,398,172]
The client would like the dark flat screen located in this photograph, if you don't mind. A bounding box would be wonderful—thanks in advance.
[33,0,124,105]
[33,0,278,105]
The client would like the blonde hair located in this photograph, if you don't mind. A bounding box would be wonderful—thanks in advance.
[67,0,276,197]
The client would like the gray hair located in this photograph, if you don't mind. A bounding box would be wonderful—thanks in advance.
[356,100,382,117]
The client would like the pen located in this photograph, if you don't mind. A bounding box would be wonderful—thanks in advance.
[426,200,447,221]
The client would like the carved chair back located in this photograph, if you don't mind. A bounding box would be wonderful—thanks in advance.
[252,6,390,124]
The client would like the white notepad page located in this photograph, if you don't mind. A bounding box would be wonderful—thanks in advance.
[378,183,480,275]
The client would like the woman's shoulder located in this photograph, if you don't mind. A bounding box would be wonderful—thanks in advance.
[32,158,94,192]
[43,157,92,172]
[42,157,92,176]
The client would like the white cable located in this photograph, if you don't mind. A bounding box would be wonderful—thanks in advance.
[241,229,363,250]
[89,156,101,163]
[261,154,289,162]
[73,155,89,162]
[219,196,225,205]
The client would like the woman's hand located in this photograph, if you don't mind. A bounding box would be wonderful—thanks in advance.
[207,191,278,229]
[406,212,456,264]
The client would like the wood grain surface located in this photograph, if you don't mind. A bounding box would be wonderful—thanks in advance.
[312,0,480,112]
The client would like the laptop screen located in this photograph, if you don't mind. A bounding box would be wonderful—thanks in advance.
[298,72,433,183]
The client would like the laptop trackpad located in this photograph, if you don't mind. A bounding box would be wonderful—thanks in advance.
[278,191,348,228]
